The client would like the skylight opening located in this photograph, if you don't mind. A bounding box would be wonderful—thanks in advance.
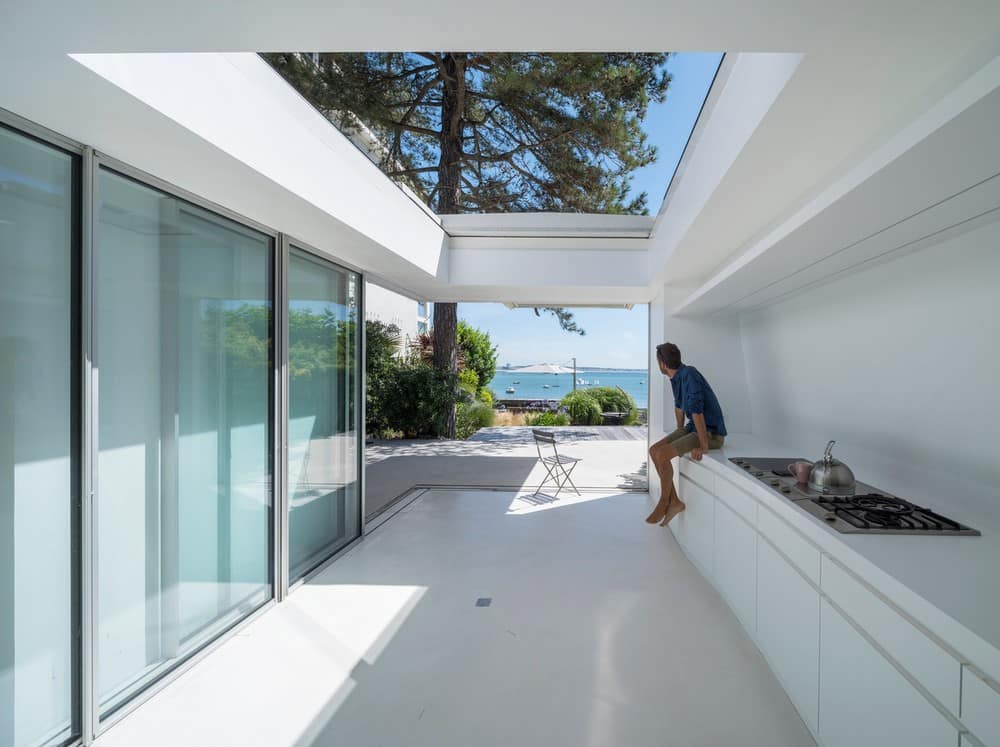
[261,52,723,217]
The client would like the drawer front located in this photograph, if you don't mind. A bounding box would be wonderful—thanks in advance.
[757,538,820,733]
[820,599,958,747]
[714,499,757,634]
[963,666,1000,747]
[679,457,715,493]
[676,475,715,576]
[714,474,757,526]
[822,557,961,715]
[757,506,821,586]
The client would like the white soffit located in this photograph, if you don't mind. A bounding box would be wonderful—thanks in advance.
[441,213,654,239]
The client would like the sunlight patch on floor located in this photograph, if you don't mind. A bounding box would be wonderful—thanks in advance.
[505,489,622,515]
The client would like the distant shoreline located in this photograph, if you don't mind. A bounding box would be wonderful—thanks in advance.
[502,366,645,372]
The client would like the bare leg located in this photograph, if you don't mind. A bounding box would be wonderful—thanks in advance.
[646,440,684,524]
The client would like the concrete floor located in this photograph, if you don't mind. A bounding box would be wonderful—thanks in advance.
[94,488,814,747]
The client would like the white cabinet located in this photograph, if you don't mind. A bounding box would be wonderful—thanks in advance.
[821,556,961,715]
[713,498,757,635]
[962,666,1000,747]
[820,599,958,747]
[756,537,820,734]
[676,474,714,576]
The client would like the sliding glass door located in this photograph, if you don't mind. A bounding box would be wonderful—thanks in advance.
[95,169,273,715]
[0,114,368,739]
[287,248,361,581]
[0,126,79,746]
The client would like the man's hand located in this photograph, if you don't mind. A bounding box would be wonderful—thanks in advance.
[690,447,705,461]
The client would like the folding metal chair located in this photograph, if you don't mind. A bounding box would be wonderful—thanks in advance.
[532,429,581,498]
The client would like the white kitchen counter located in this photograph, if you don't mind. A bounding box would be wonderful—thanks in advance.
[691,433,1000,684]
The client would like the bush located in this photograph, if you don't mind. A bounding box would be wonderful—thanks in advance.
[458,368,479,396]
[524,411,570,427]
[585,386,638,424]
[559,390,602,425]
[478,388,495,407]
[456,400,496,439]
[380,364,459,438]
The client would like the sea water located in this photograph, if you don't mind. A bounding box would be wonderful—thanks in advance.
[487,369,649,408]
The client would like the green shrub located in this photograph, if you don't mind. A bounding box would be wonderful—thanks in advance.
[585,386,638,424]
[524,411,570,427]
[477,388,495,407]
[559,390,602,425]
[458,368,479,396]
[380,364,459,438]
[456,400,496,439]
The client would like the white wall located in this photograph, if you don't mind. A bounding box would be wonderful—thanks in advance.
[740,218,1000,497]
[365,282,419,340]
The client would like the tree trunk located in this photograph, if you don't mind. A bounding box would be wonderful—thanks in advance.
[432,53,466,438]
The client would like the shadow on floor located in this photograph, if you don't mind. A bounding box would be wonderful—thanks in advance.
[365,455,540,517]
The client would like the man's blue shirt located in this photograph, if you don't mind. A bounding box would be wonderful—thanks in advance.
[671,364,727,436]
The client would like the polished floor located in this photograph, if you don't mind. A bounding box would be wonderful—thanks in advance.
[94,488,815,747]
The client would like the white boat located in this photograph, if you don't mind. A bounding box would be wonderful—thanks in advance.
[513,380,520,384]
[543,384,550,389]
[505,387,516,394]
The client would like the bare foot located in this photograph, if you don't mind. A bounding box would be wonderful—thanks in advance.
[660,498,686,526]
[645,495,669,524]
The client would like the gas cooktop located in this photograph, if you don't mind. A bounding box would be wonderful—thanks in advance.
[729,457,980,536]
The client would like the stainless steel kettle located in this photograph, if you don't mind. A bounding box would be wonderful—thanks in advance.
[808,440,856,493]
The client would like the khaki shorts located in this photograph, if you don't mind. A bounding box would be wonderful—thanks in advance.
[658,428,725,457]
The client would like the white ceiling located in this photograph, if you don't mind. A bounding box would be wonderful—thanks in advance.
[3,0,999,307]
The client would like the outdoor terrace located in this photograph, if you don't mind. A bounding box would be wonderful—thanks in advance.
[92,480,814,747]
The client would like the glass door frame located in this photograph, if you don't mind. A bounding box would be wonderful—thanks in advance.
[276,236,367,600]
[84,151,282,740]
[0,107,84,747]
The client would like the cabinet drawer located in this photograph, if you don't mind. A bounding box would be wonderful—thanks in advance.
[676,475,715,576]
[963,666,1000,747]
[820,599,958,747]
[757,538,820,733]
[678,457,715,493]
[757,507,820,586]
[821,557,961,715]
[714,499,757,634]
[714,474,757,526]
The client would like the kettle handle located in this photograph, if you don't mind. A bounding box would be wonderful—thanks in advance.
[824,440,836,464]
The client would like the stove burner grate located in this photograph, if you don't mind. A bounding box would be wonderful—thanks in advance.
[815,494,964,532]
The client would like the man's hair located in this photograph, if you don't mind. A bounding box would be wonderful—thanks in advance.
[656,342,682,369]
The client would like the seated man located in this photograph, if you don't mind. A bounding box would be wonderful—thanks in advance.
[646,342,727,526]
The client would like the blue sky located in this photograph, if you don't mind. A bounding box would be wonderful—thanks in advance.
[626,51,723,208]
[459,303,648,369]
[457,53,720,370]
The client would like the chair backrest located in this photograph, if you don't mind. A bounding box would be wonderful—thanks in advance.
[532,429,558,461]
[532,429,556,444]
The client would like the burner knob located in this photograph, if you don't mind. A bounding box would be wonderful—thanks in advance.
[780,486,791,494]
[742,465,752,470]
[769,479,780,487]
[824,514,837,523]
[753,470,764,477]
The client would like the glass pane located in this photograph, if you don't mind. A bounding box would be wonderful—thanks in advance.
[0,127,77,745]
[288,250,360,580]
[96,169,272,714]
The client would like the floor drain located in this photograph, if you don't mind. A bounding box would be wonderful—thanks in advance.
[476,597,492,607]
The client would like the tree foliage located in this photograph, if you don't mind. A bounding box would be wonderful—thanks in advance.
[456,320,498,394]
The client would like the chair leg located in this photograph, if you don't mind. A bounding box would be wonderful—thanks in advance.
[535,461,559,497]
[560,463,581,495]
